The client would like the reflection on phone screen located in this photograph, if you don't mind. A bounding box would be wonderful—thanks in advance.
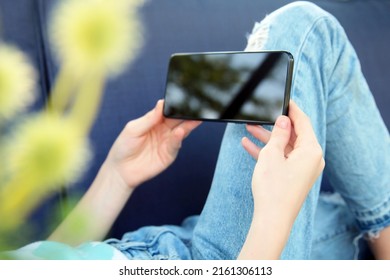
[164,51,292,124]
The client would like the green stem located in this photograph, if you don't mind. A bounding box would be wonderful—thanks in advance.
[0,175,52,233]
[68,72,105,136]
[49,65,77,114]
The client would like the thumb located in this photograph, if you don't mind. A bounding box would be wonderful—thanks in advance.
[127,100,163,137]
[267,115,292,153]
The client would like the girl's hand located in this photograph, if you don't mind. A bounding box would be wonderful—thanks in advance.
[105,100,201,190]
[49,100,200,245]
[239,100,325,259]
[243,100,324,222]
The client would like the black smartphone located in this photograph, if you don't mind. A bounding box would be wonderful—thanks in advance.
[163,51,294,125]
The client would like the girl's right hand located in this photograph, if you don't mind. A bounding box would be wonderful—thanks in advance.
[238,100,325,259]
[243,100,325,224]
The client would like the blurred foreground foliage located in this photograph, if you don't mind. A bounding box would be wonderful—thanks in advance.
[0,0,144,254]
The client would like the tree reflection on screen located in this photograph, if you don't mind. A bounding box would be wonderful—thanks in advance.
[165,52,289,123]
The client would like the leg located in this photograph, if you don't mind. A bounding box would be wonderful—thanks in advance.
[311,193,372,260]
[191,1,390,259]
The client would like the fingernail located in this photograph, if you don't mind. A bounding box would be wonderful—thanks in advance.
[276,116,288,129]
[155,99,162,110]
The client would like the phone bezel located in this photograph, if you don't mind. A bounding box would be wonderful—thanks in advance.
[162,50,294,125]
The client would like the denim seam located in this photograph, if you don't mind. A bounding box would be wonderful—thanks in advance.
[293,16,335,97]
[107,228,193,260]
[352,194,390,233]
[353,194,390,219]
[312,224,357,244]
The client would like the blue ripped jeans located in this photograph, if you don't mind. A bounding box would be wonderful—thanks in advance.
[106,1,390,260]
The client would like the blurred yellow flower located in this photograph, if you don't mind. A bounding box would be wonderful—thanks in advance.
[5,113,91,188]
[50,0,144,78]
[0,44,36,120]
[0,0,145,250]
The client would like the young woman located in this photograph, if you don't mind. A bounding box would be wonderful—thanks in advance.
[9,2,390,260]
[189,1,390,260]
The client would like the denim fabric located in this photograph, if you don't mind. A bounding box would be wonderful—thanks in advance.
[311,193,372,260]
[105,1,390,260]
[105,216,197,260]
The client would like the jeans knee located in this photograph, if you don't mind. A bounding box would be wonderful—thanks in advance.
[273,1,340,30]
[246,1,341,52]
[281,1,331,21]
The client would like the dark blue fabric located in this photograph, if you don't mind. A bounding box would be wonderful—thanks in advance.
[1,0,389,241]
[0,0,48,109]
[0,0,55,243]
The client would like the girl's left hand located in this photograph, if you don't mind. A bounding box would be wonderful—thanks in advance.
[105,99,201,189]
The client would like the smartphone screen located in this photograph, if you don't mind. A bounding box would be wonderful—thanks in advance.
[163,51,293,124]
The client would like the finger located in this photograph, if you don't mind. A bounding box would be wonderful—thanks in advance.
[174,120,202,139]
[288,100,318,145]
[266,115,292,153]
[168,128,185,154]
[242,136,261,160]
[125,100,163,136]
[164,116,187,130]
[168,121,202,154]
[160,100,192,130]
[246,124,271,144]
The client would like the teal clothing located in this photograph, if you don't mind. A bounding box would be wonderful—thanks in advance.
[7,241,127,260]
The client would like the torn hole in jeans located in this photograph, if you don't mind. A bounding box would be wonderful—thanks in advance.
[245,16,270,51]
